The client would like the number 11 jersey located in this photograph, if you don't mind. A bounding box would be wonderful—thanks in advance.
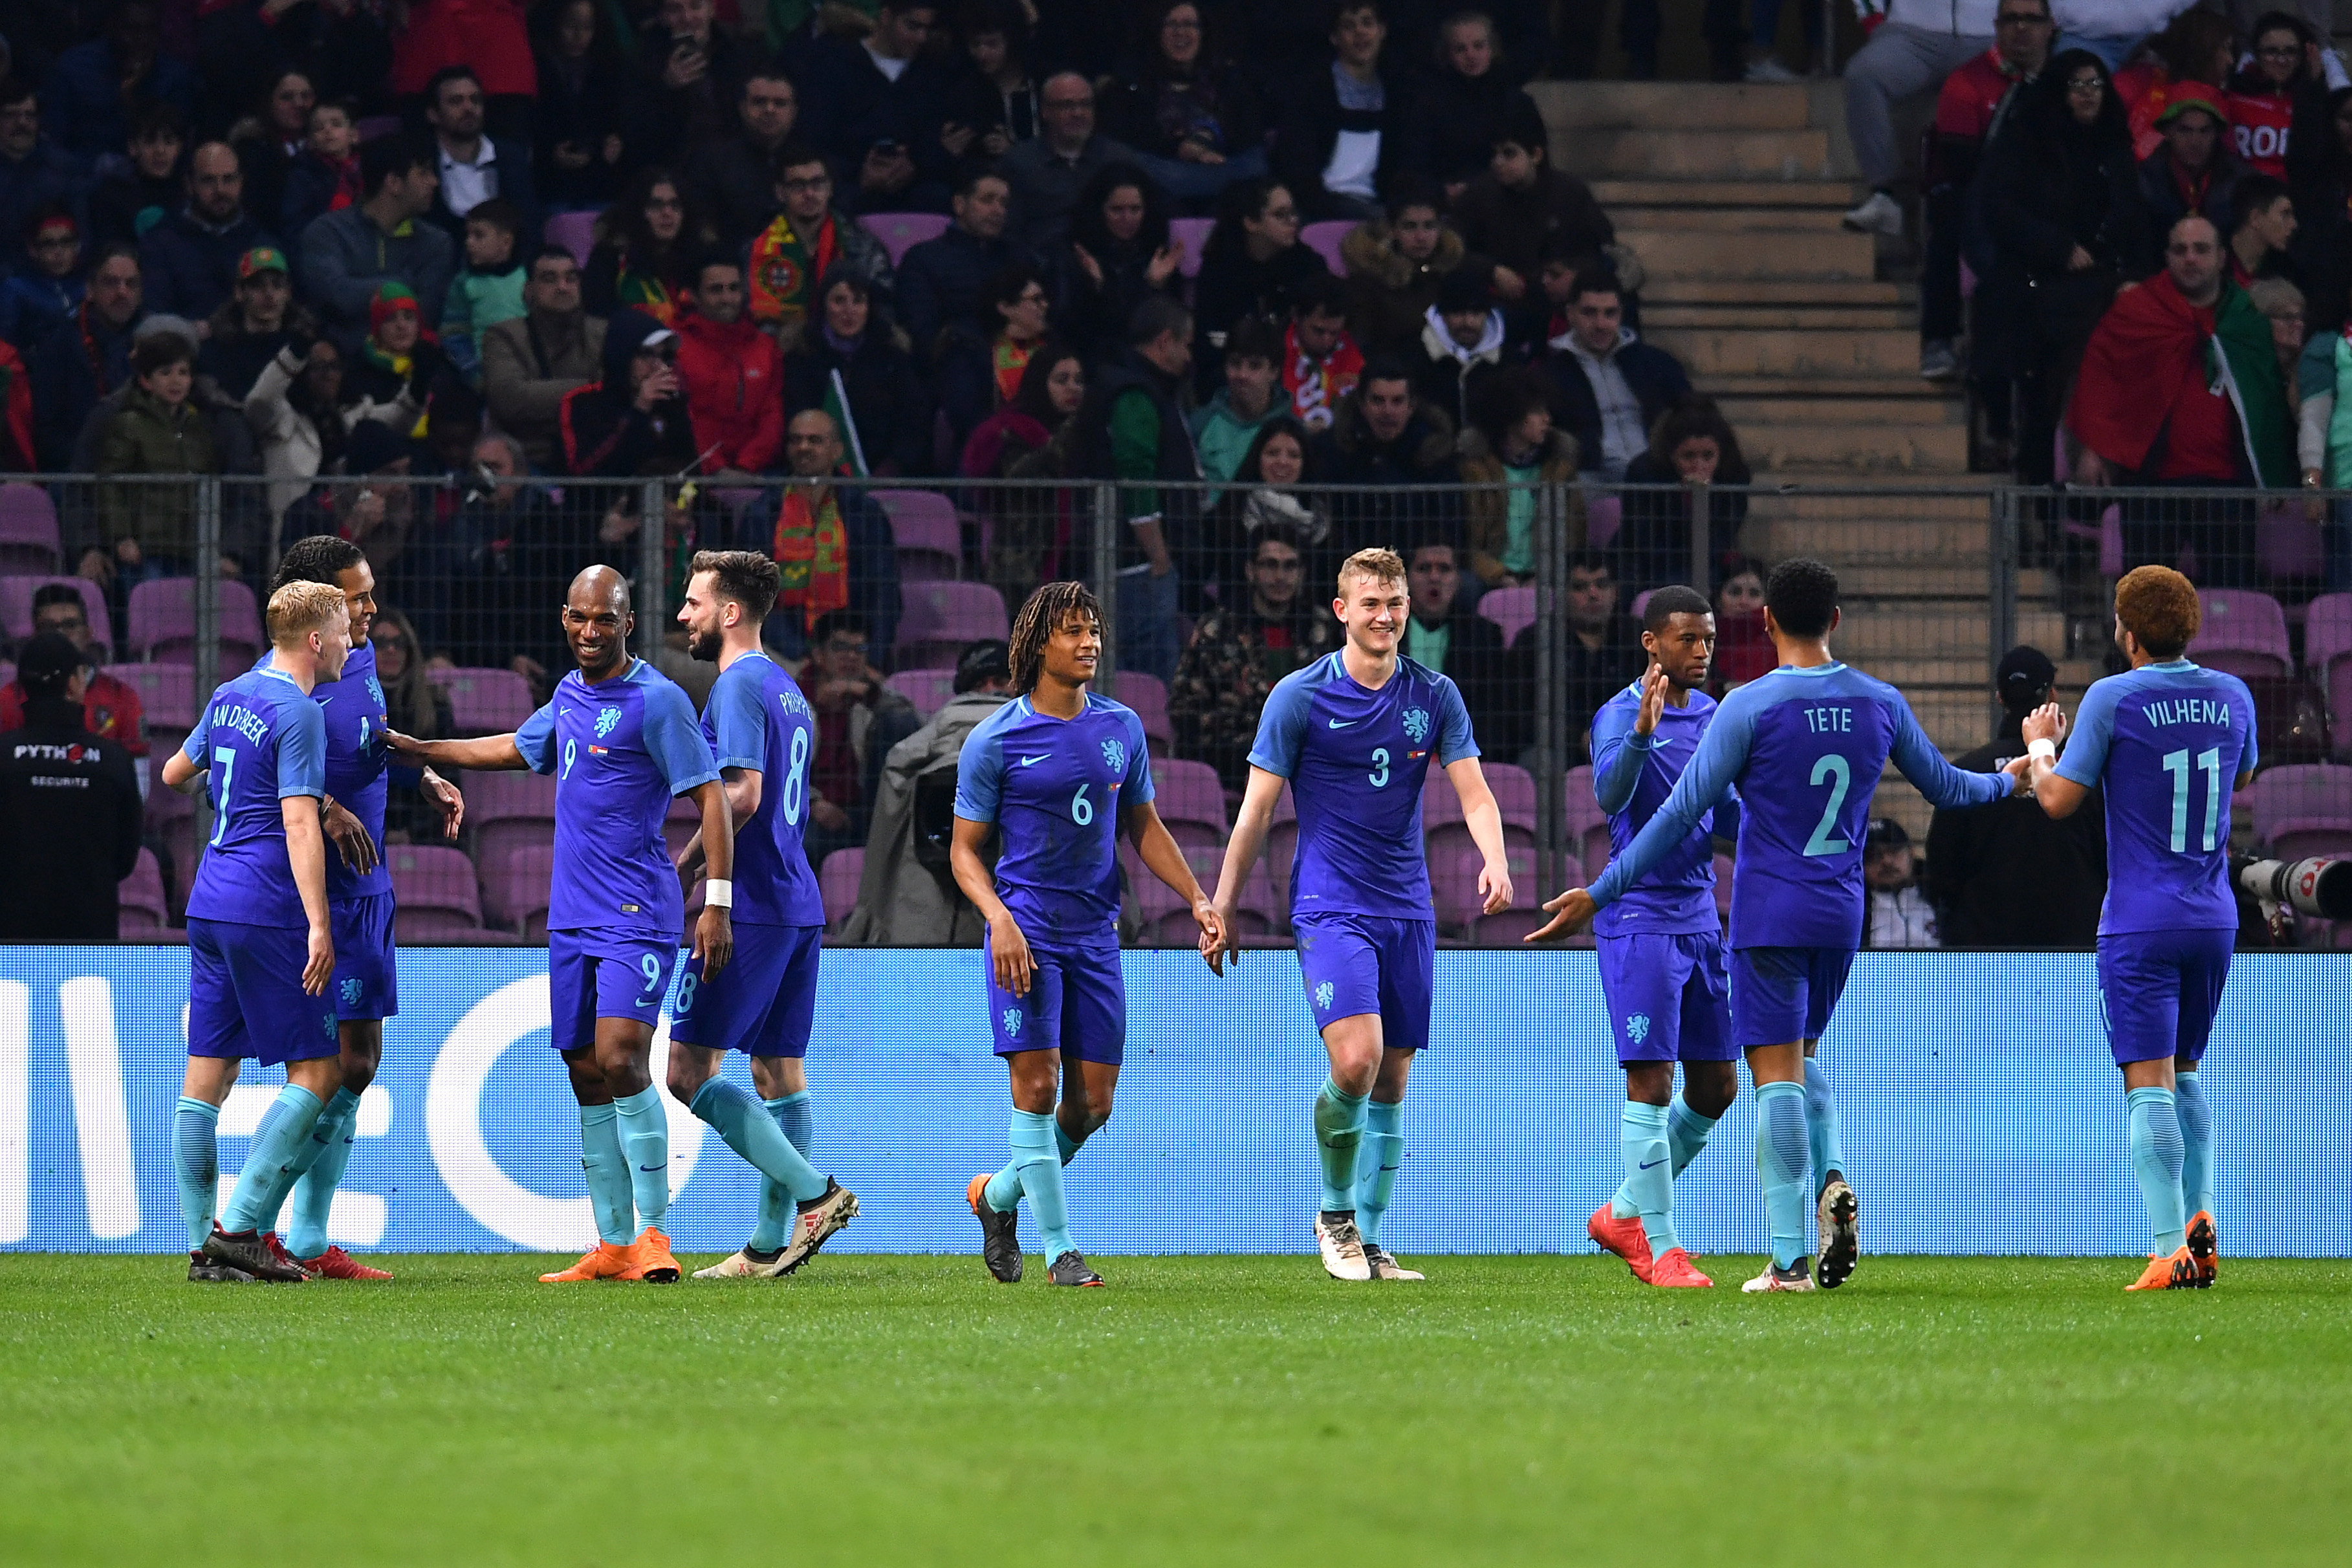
[955,692,1154,945]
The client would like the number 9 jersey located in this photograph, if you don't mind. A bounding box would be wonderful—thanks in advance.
[954,692,1154,945]
[699,650,825,927]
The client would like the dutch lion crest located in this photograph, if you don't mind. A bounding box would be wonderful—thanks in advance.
[1002,1006,1023,1038]
[1625,1013,1651,1044]
[340,977,363,1007]
[595,705,622,739]
[1402,707,1431,743]
[1101,737,1126,774]
[365,675,386,710]
[1314,981,1335,1012]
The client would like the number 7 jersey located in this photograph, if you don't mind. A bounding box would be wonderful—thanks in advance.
[701,649,825,927]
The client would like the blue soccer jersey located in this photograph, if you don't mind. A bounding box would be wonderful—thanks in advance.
[1590,678,1728,938]
[182,664,329,928]
[701,650,824,928]
[1589,662,2010,950]
[514,658,719,935]
[267,639,392,903]
[2055,659,2256,937]
[954,692,1154,944]
[1247,652,1477,921]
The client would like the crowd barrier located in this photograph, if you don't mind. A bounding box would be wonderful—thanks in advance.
[3,946,2346,1258]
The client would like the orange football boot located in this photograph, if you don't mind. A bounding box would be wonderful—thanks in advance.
[539,1241,632,1282]
[2124,1247,2199,1292]
[1646,1247,1713,1288]
[1588,1204,1653,1282]
[2185,1211,2217,1288]
[620,1226,682,1283]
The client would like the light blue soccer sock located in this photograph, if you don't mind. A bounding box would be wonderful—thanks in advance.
[1666,1094,1719,1177]
[1803,1056,1846,1193]
[172,1096,221,1249]
[750,1093,817,1253]
[1353,1100,1404,1248]
[1056,1119,1084,1165]
[2175,1071,2214,1220]
[578,1104,635,1246]
[2127,1085,2187,1255]
[692,1078,829,1223]
[220,1084,324,1234]
[285,1087,362,1259]
[1618,1101,1678,1258]
[1314,1079,1369,1214]
[1754,1081,1811,1270]
[770,1091,814,1160]
[1010,1108,1074,1258]
[612,1086,671,1232]
[980,1112,1087,1216]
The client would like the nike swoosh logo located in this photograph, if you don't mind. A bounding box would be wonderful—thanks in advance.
[1639,1158,1666,1170]
[1327,719,1356,728]
[637,1164,666,1172]
[1019,754,1048,766]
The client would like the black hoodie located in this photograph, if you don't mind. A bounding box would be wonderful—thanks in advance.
[558,307,699,479]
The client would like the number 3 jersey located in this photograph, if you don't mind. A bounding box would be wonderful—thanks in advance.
[514,658,719,937]
[701,649,824,928]
[1247,652,1478,922]
[1589,662,2009,950]
[2055,659,2255,936]
[955,692,1154,945]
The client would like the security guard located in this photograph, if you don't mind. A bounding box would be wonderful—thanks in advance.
[0,633,143,939]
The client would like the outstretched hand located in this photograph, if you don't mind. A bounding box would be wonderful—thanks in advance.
[1632,662,1668,737]
[1525,887,1597,942]
[2021,701,2067,747]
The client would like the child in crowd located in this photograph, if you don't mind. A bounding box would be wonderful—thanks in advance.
[442,199,528,386]
[88,103,185,246]
[281,98,363,245]
[1190,313,1283,488]
[96,332,218,582]
[0,206,87,352]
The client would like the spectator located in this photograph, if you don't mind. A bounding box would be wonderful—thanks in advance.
[433,432,583,681]
[961,339,1085,607]
[942,0,1041,159]
[1451,97,1618,307]
[341,284,442,431]
[1069,294,1199,682]
[2069,214,2296,584]
[1170,520,1338,789]
[1547,550,1645,763]
[243,332,350,529]
[2287,87,2352,333]
[624,0,760,170]
[387,0,538,119]
[1402,8,1539,201]
[1839,0,2001,238]
[767,407,904,659]
[483,246,606,470]
[583,166,703,327]
[194,0,389,140]
[2249,276,2306,404]
[41,1,195,162]
[1190,177,1327,390]
[278,97,360,254]
[0,632,142,940]
[1102,1,1268,206]
[2140,86,2245,235]
[781,264,933,477]
[1926,645,2107,948]
[0,80,87,265]
[2226,11,2321,179]
[1457,362,1579,591]
[1199,412,1326,607]
[0,587,147,763]
[688,69,801,248]
[1283,270,1367,431]
[2298,284,2352,587]
[96,331,217,579]
[1273,0,1402,221]
[1413,267,1508,430]
[802,0,959,216]
[1918,0,2054,382]
[28,243,142,471]
[89,102,180,250]
[1710,556,1772,688]
[1399,533,1515,752]
[280,420,418,583]
[1308,355,1460,561]
[2226,172,2301,286]
[1616,393,1752,596]
[1062,162,1184,358]
[365,606,459,842]
[896,167,1022,364]
[1541,267,1690,483]
[1189,312,1283,487]
[421,66,536,246]
[531,0,627,214]
[560,307,698,483]
[1860,819,1940,948]
[0,338,30,470]
[439,198,527,386]
[301,136,455,349]
[836,637,1016,946]
[799,604,921,867]
[0,205,85,353]
[746,145,895,333]
[197,246,309,410]
[138,141,279,325]
[226,70,316,244]
[937,261,1052,446]
[2114,10,2238,160]
[999,72,1138,251]
[675,254,783,478]
[1343,183,1474,358]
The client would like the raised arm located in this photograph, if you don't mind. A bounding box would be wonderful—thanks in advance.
[1208,764,1286,975]
[1889,699,2021,810]
[1589,670,1663,815]
[385,730,530,770]
[1125,798,1225,964]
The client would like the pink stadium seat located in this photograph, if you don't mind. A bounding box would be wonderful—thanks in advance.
[1483,761,1538,836]
[1,576,112,649]
[103,662,199,727]
[872,488,962,580]
[1428,838,1537,934]
[2306,594,2352,715]
[480,842,554,933]
[1585,493,1622,550]
[431,667,538,735]
[1113,672,1171,756]
[2258,508,2325,580]
[389,845,483,938]
[118,848,169,935]
[1477,586,1537,646]
[1563,765,1611,878]
[894,580,1009,668]
[126,577,263,667]
[1468,908,1548,946]
[2265,818,2352,862]
[1169,217,1215,278]
[2241,763,2352,844]
[0,485,60,572]
[820,847,863,930]
[886,668,956,718]
[543,210,596,267]
[1300,220,1357,275]
[464,769,560,866]
[1150,758,1227,851]
[858,212,950,267]
[1422,768,1466,831]
[2194,589,2292,682]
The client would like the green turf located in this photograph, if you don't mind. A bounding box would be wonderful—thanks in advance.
[4,1253,2347,1566]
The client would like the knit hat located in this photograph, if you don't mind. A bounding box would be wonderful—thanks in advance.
[369,282,420,331]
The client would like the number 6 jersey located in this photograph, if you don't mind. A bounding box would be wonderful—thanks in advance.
[955,691,1154,945]
[701,649,825,928]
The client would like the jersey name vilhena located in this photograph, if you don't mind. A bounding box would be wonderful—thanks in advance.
[955,692,1153,944]
[701,650,825,928]
[184,664,328,928]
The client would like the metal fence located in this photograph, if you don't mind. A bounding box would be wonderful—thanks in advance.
[4,471,2347,952]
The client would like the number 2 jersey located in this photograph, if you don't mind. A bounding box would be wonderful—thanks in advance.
[514,658,719,937]
[701,649,824,928]
[1589,662,2009,950]
[2054,659,2256,937]
[954,691,1154,946]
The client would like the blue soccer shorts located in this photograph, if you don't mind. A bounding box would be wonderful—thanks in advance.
[670,921,823,1059]
[1293,912,1437,1053]
[328,891,398,1023]
[186,919,340,1067]
[985,933,1126,1065]
[1598,930,1736,1065]
[1730,944,1857,1050]
[2096,928,2234,1067]
[547,927,679,1056]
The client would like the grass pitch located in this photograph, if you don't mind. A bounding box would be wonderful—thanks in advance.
[4,1253,2347,1567]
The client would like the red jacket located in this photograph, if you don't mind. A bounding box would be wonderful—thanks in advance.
[389,0,537,98]
[0,669,147,756]
[673,310,783,475]
[0,342,34,471]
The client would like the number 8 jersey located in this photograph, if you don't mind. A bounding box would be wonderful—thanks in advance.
[955,691,1154,945]
[701,649,825,927]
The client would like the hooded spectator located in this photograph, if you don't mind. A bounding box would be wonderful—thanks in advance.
[300,135,456,348]
[1455,362,1581,591]
[674,253,783,477]
[1413,267,1509,431]
[483,246,607,469]
[583,166,704,328]
[782,265,933,478]
[560,306,699,480]
[1102,1,1268,206]
[1342,184,1475,357]
[1062,162,1184,358]
[1191,177,1329,393]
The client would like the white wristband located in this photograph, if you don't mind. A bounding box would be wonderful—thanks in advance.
[2027,739,2056,762]
[704,878,734,909]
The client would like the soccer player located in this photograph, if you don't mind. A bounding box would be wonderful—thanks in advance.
[162,580,351,1284]
[2019,566,2253,1292]
[1210,547,1514,1283]
[666,551,860,1279]
[1584,585,1737,1290]
[952,581,1225,1288]
[1531,559,2023,1293]
[389,565,732,1284]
